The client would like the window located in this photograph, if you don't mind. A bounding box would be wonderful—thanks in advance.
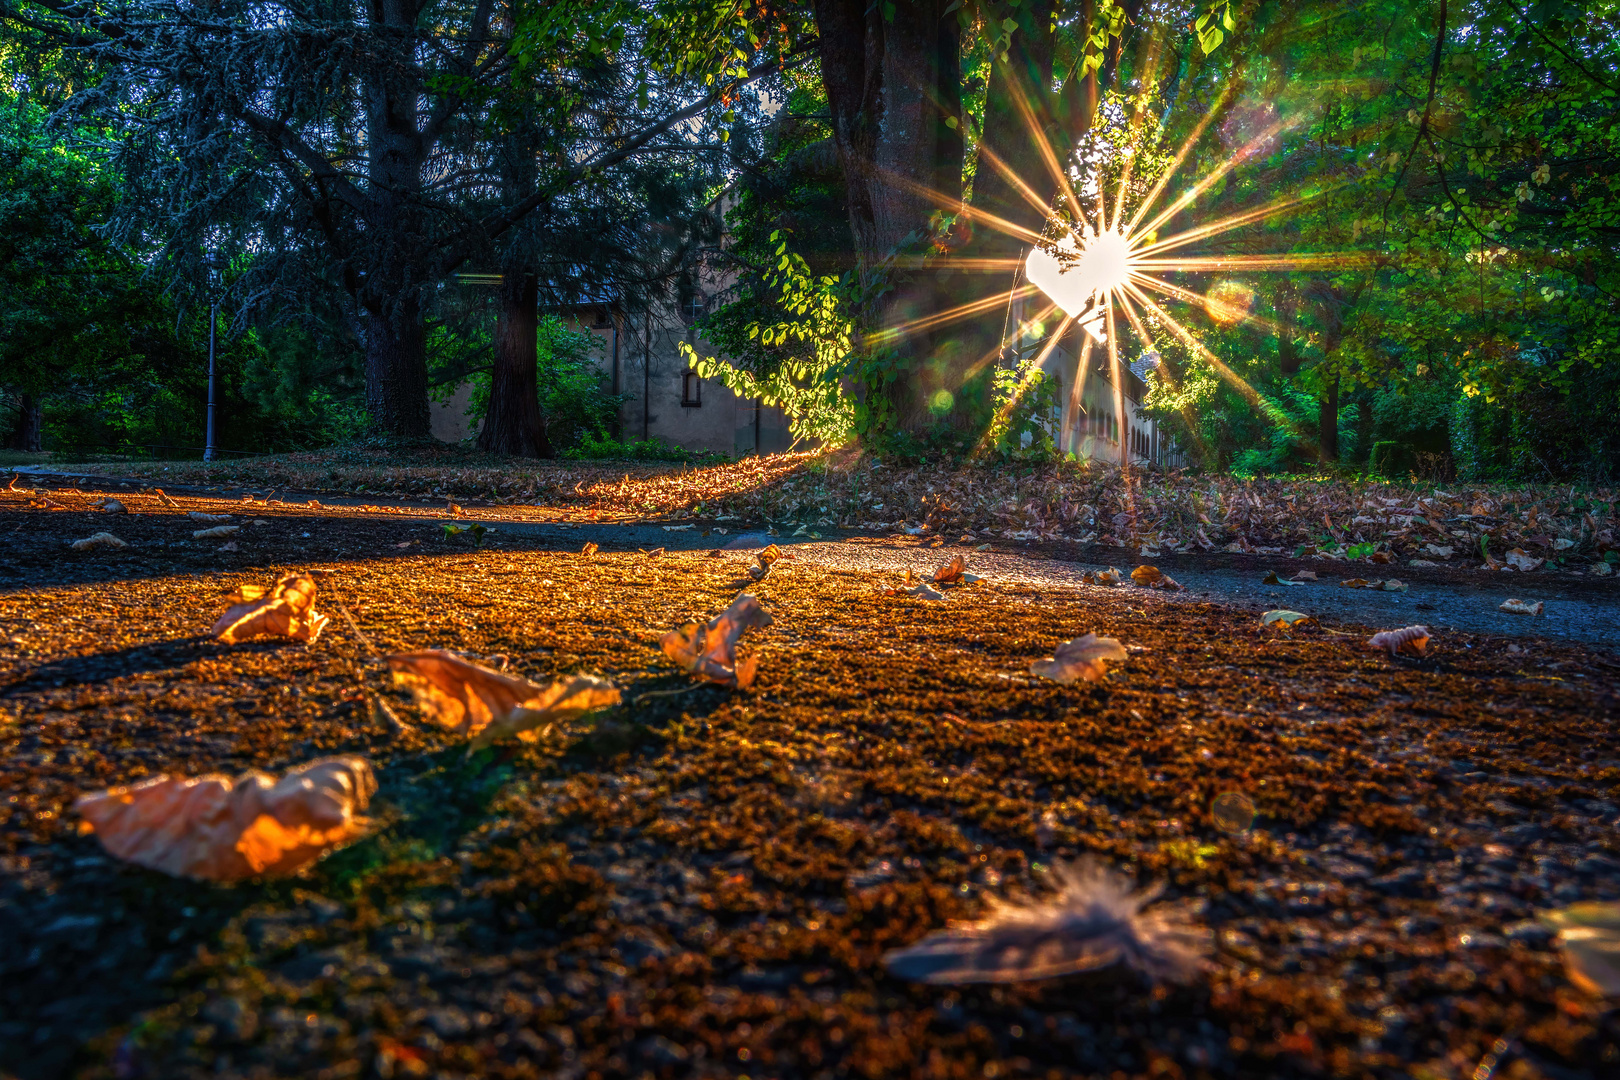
[682,293,705,324]
[681,370,702,407]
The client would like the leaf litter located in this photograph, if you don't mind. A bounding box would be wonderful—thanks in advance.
[1,493,1617,1077]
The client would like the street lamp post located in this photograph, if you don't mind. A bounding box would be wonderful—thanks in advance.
[204,254,222,462]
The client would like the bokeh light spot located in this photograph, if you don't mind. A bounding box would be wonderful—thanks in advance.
[1205,280,1256,326]
[1211,791,1256,834]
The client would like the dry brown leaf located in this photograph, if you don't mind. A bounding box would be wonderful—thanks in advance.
[1030,633,1129,684]
[1132,565,1163,586]
[581,541,599,557]
[1368,551,1392,564]
[95,498,127,513]
[1499,598,1544,616]
[934,554,967,584]
[152,488,179,507]
[30,497,66,510]
[1339,578,1371,588]
[1291,570,1318,581]
[661,593,773,689]
[642,547,666,558]
[1541,901,1620,997]
[74,757,375,882]
[69,531,128,551]
[1506,548,1545,572]
[749,543,784,581]
[386,650,547,736]
[6,473,20,492]
[228,583,269,603]
[1368,625,1431,657]
[193,524,241,539]
[188,511,232,523]
[1081,567,1125,586]
[211,572,329,644]
[467,674,621,751]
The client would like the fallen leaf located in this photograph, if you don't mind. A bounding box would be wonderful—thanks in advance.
[1291,571,1318,581]
[1422,544,1454,558]
[1376,578,1408,592]
[387,650,547,736]
[1082,567,1125,586]
[1263,571,1304,586]
[95,498,127,513]
[306,499,321,508]
[882,858,1208,985]
[641,547,666,558]
[975,543,991,551]
[220,541,239,552]
[661,593,774,689]
[193,524,241,539]
[467,674,621,752]
[228,583,269,603]
[1554,537,1575,551]
[581,541,599,557]
[1260,610,1314,629]
[1499,599,1544,616]
[1595,562,1614,577]
[188,511,232,523]
[1369,551,1392,564]
[69,532,128,552]
[935,554,967,584]
[1506,548,1545,572]
[1030,633,1128,684]
[663,524,695,532]
[1541,901,1620,997]
[74,757,375,882]
[153,488,179,507]
[29,497,66,510]
[1340,578,1370,588]
[211,571,329,644]
[1368,625,1431,657]
[748,543,784,581]
[1132,565,1163,586]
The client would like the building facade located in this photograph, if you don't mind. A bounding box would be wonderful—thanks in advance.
[429,293,794,456]
[1011,290,1187,467]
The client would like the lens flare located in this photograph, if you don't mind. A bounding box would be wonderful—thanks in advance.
[1205,281,1257,326]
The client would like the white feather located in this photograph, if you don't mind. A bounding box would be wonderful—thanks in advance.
[883,859,1209,985]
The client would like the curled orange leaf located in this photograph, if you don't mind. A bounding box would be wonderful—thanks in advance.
[1030,633,1128,684]
[74,757,375,882]
[211,571,329,644]
[1368,625,1431,657]
[662,593,773,689]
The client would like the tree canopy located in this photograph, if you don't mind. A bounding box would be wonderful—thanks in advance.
[1,0,1614,478]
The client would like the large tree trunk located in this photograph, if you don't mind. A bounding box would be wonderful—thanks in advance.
[813,0,964,437]
[1319,377,1339,462]
[363,300,432,438]
[9,393,42,452]
[360,0,434,439]
[478,270,552,457]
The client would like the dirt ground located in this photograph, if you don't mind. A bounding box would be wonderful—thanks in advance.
[2,483,1619,1080]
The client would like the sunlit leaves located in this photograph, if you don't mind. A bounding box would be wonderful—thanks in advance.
[75,758,376,882]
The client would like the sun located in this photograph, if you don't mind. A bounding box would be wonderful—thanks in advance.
[1024,228,1135,344]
